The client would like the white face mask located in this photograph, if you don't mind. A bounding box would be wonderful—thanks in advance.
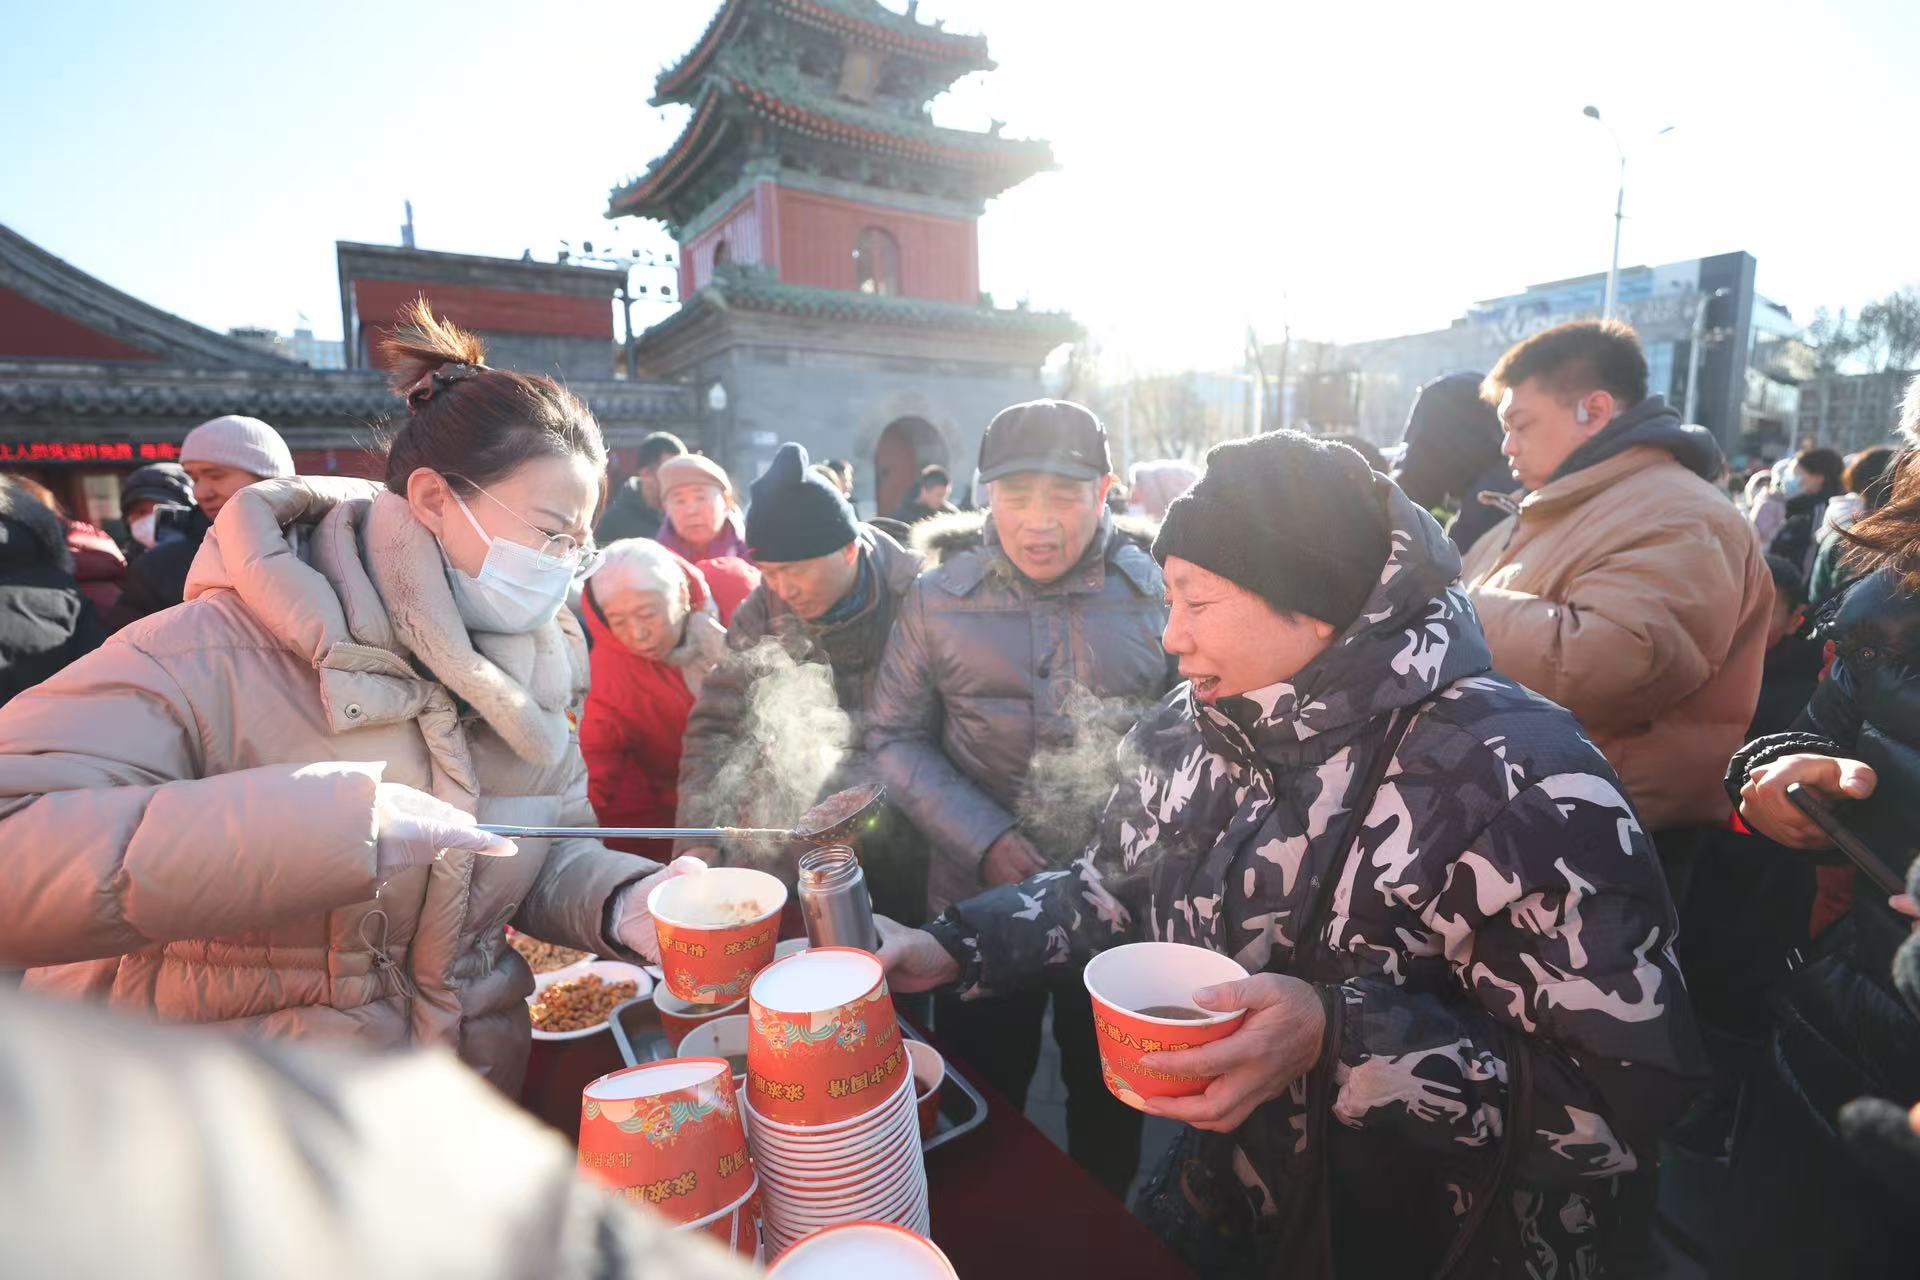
[129,512,159,548]
[441,489,576,634]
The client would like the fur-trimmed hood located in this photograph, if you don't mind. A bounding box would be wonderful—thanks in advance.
[0,481,73,574]
[910,508,1159,566]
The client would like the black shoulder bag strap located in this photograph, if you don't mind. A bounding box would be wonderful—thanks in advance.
[1291,708,1415,972]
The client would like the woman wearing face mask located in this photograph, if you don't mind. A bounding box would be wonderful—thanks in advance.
[578,538,757,857]
[0,302,699,1094]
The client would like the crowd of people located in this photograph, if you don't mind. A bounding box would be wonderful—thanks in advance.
[3,303,1918,1278]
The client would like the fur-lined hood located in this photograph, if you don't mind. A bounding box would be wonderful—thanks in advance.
[910,508,1159,566]
[0,480,73,574]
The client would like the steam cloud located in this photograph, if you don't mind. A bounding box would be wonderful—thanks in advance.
[687,637,853,859]
[1016,683,1147,866]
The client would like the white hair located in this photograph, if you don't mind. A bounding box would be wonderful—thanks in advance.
[1901,373,1920,446]
[591,538,703,627]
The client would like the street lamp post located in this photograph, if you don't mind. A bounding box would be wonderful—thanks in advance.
[1582,108,1673,323]
[1583,106,1626,322]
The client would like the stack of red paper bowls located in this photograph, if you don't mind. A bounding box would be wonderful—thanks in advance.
[742,947,929,1253]
[577,1058,762,1261]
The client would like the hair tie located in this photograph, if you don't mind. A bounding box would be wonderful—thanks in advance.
[405,361,486,409]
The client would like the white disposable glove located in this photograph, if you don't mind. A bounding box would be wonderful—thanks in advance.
[610,855,708,962]
[374,782,517,875]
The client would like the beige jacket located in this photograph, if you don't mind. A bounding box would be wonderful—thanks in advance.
[1461,444,1772,829]
[0,478,655,1094]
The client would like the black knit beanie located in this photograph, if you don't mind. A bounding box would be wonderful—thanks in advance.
[1151,431,1390,630]
[746,442,860,562]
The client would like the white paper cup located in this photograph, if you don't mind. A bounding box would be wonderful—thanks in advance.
[768,1222,955,1278]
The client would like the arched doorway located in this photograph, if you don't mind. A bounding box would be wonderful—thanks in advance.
[873,416,948,518]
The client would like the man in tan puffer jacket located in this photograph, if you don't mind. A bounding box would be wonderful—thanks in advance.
[1461,320,1772,904]
[0,478,670,1095]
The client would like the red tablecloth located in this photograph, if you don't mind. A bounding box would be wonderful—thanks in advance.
[520,1017,1195,1279]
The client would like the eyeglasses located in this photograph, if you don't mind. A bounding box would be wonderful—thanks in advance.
[448,474,605,579]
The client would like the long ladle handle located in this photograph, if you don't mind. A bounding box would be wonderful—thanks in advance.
[476,824,793,841]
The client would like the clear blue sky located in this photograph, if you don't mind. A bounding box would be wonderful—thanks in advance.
[4,0,1917,371]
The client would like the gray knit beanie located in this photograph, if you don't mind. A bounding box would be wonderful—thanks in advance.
[180,415,295,479]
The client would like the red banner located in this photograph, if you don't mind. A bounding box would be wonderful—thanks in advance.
[0,441,179,463]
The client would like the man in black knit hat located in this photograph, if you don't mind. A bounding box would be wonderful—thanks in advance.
[674,441,927,922]
[874,429,1705,1277]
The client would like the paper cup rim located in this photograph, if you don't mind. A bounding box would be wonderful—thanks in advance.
[751,1113,918,1172]
[528,961,654,1041]
[680,1175,760,1232]
[654,985,748,1018]
[755,1142,918,1196]
[648,866,788,930]
[584,1055,735,1102]
[904,1040,945,1096]
[748,945,886,1015]
[766,1220,952,1275]
[1082,942,1249,1027]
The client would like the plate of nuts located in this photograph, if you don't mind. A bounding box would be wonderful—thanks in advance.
[527,960,653,1041]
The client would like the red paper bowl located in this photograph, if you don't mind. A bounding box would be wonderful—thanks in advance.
[649,867,787,1005]
[747,947,904,1127]
[578,1057,753,1223]
[1081,942,1249,1110]
[654,986,747,1053]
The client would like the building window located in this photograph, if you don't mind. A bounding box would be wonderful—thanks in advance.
[711,239,730,276]
[854,227,899,296]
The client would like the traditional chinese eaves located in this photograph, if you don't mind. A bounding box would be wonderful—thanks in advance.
[608,79,1053,224]
[639,269,1077,346]
[653,0,991,106]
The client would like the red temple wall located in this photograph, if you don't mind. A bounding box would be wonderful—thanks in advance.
[771,189,978,302]
[351,279,612,366]
[681,191,765,295]
[0,287,161,361]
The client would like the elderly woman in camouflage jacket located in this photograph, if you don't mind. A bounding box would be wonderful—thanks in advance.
[879,432,1707,1279]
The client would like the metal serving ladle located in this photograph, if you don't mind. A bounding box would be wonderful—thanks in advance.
[477,782,887,847]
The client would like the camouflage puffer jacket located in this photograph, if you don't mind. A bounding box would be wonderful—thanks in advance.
[926,475,1708,1279]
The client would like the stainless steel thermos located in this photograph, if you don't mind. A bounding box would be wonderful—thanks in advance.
[796,844,880,952]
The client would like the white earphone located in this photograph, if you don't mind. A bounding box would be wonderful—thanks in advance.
[1575,403,1592,426]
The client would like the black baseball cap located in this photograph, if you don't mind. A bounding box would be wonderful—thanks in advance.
[977,400,1112,484]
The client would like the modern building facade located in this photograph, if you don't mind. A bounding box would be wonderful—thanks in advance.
[1297,252,1799,461]
[611,0,1076,513]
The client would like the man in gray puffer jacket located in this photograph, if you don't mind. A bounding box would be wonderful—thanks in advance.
[867,400,1173,1196]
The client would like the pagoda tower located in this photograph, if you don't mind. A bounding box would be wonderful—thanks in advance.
[609,0,1076,514]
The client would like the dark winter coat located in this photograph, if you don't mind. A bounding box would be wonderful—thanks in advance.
[0,484,105,707]
[1728,566,1920,1075]
[675,528,928,920]
[593,478,663,547]
[65,520,125,617]
[1392,370,1510,555]
[867,510,1173,914]
[1724,565,1920,1262]
[1768,489,1830,582]
[889,495,959,526]
[927,477,1707,1278]
[106,505,210,631]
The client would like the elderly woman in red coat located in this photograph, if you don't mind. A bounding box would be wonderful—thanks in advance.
[580,539,758,855]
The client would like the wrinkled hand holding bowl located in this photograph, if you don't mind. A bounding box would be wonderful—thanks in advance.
[1082,942,1249,1111]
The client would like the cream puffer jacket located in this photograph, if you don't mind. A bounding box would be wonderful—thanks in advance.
[0,478,656,1094]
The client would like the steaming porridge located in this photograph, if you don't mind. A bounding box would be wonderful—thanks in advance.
[685,898,771,927]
